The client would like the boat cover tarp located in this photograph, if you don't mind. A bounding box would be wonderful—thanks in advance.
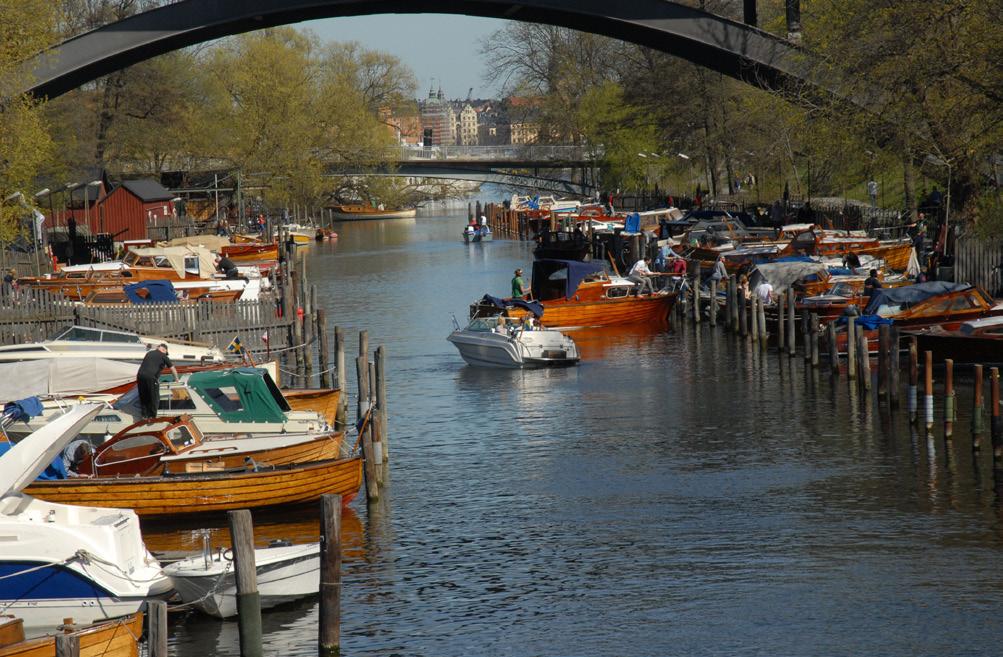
[0,358,138,401]
[0,404,101,495]
[864,281,972,315]
[480,294,544,319]
[774,255,816,263]
[124,280,177,304]
[748,261,828,293]
[129,245,216,279]
[166,235,231,250]
[187,367,290,423]
[532,259,605,300]
[0,442,66,480]
[2,397,44,422]
[835,315,895,330]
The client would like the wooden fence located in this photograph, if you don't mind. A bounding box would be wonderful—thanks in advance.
[953,234,1003,296]
[0,288,76,344]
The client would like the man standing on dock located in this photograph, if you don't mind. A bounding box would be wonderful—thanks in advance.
[136,344,179,419]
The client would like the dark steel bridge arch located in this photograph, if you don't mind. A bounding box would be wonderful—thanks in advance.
[21,0,819,100]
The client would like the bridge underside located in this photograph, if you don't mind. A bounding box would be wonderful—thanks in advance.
[23,0,817,100]
[331,165,590,195]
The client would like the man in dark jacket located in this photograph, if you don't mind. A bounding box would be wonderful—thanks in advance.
[136,344,179,419]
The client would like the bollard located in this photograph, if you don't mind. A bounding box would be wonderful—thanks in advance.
[877,324,890,397]
[944,359,955,438]
[924,350,934,431]
[227,510,263,657]
[973,364,985,439]
[149,600,168,657]
[858,331,871,391]
[750,294,759,343]
[319,494,342,657]
[757,294,767,349]
[908,338,918,422]
[846,316,857,380]
[709,279,717,327]
[55,635,79,657]
[786,288,796,357]
[889,326,901,406]
[827,323,839,371]
[991,367,1002,465]
[777,292,786,353]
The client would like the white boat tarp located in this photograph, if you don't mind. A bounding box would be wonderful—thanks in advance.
[0,358,137,402]
[165,235,231,251]
[749,261,829,293]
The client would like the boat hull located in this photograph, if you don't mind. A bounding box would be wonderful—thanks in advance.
[907,331,1003,365]
[0,612,143,656]
[524,294,676,330]
[24,457,362,517]
[282,388,342,427]
[330,208,416,221]
[447,328,580,368]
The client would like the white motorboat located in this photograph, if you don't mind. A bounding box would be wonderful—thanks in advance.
[447,316,580,368]
[164,542,319,618]
[0,405,172,636]
[6,367,330,444]
[0,325,225,364]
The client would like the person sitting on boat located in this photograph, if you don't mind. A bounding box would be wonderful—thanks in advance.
[494,317,509,335]
[864,269,883,298]
[671,257,687,276]
[628,256,657,296]
[511,268,530,300]
[136,343,179,420]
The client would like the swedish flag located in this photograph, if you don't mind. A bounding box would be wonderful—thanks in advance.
[227,336,244,354]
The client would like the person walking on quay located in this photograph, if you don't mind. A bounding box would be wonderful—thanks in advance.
[628,256,657,296]
[511,268,530,300]
[136,344,179,420]
[864,269,883,299]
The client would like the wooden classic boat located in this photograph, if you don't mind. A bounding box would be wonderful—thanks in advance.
[329,204,417,221]
[782,227,916,271]
[0,613,143,657]
[24,456,362,517]
[906,316,1003,364]
[472,260,676,330]
[282,388,341,427]
[73,415,345,476]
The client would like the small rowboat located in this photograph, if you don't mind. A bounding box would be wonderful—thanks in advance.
[221,243,278,263]
[165,543,319,618]
[0,612,143,657]
[24,457,362,517]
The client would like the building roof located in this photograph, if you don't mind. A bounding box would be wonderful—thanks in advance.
[119,179,174,202]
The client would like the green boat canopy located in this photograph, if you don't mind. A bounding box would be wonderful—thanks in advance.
[186,368,291,423]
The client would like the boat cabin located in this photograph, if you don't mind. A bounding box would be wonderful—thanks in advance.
[76,415,203,476]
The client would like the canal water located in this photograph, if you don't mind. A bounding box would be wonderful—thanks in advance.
[161,209,1003,656]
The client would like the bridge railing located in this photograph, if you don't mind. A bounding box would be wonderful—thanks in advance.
[393,144,593,162]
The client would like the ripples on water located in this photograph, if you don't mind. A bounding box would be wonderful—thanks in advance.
[163,211,1003,656]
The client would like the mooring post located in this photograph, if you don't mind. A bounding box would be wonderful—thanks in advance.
[334,326,347,430]
[858,332,871,391]
[730,275,739,333]
[750,294,759,343]
[908,338,919,422]
[924,350,935,431]
[777,291,786,352]
[801,310,811,361]
[693,263,701,324]
[877,324,890,397]
[786,288,796,356]
[991,367,1002,466]
[356,355,379,502]
[738,286,748,337]
[319,494,342,657]
[55,634,79,657]
[318,309,331,389]
[358,330,369,360]
[227,509,262,657]
[368,359,383,480]
[375,345,389,463]
[757,295,767,349]
[889,326,901,406]
[973,364,985,442]
[148,600,168,657]
[709,279,717,327]
[827,323,839,371]
[809,313,820,367]
[944,359,955,438]
[846,316,857,380]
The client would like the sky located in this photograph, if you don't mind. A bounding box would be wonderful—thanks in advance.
[304,14,510,100]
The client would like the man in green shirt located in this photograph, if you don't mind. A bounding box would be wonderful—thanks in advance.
[511,268,529,300]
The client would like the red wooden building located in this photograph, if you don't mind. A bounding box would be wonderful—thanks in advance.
[86,179,175,242]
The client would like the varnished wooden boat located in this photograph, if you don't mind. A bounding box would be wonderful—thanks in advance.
[222,242,278,263]
[74,415,345,476]
[283,388,342,427]
[329,204,416,221]
[0,618,23,649]
[25,457,362,517]
[0,613,142,657]
[906,316,1003,364]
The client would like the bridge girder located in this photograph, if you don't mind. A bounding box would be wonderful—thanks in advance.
[21,0,819,100]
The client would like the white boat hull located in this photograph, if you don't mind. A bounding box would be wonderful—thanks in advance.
[166,544,319,618]
[447,327,579,369]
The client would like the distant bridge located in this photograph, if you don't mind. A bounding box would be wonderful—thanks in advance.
[19,0,821,101]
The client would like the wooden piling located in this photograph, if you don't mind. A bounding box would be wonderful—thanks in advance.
[889,326,901,406]
[750,294,759,343]
[924,350,934,431]
[358,330,369,360]
[375,345,389,462]
[368,360,382,477]
[858,331,871,390]
[334,326,347,430]
[55,634,79,657]
[317,309,331,389]
[908,338,918,422]
[757,295,767,349]
[944,358,955,438]
[738,286,747,337]
[827,323,839,371]
[809,313,819,367]
[692,263,701,324]
[729,275,739,333]
[292,314,305,388]
[786,288,796,356]
[973,364,985,438]
[227,509,262,657]
[709,279,717,327]
[356,355,379,502]
[777,292,786,352]
[319,494,342,657]
[148,600,168,657]
[991,367,1002,464]
[801,310,811,361]
[846,316,857,380]
[877,324,890,397]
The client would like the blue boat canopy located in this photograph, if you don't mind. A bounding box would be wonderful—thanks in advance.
[531,259,605,301]
[864,281,972,315]
[480,294,544,318]
[124,279,178,304]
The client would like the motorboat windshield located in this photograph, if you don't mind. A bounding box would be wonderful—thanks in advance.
[48,325,142,343]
